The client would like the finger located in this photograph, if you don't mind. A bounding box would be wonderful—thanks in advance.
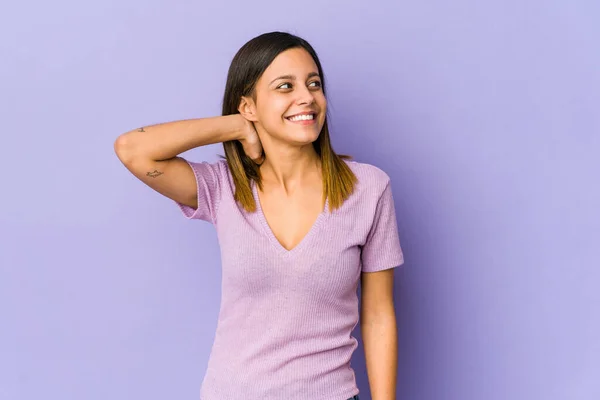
[253,151,265,165]
[242,145,262,162]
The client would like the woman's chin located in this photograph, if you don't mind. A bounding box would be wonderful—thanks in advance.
[286,130,321,145]
[266,124,322,146]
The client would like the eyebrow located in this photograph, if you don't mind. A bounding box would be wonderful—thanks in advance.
[270,72,320,85]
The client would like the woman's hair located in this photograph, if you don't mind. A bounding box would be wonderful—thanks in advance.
[221,31,357,212]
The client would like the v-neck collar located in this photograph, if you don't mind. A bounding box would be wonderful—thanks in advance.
[251,179,329,258]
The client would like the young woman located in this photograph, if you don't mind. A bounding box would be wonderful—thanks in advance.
[114,31,404,400]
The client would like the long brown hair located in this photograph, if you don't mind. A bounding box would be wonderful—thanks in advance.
[221,31,357,212]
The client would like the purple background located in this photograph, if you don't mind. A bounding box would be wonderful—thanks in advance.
[1,1,599,399]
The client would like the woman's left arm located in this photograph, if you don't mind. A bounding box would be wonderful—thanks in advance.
[360,268,398,400]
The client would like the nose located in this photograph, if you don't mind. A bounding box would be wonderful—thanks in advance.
[296,84,315,106]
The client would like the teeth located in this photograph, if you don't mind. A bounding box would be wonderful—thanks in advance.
[288,114,314,121]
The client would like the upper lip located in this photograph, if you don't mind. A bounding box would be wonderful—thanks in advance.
[286,111,317,118]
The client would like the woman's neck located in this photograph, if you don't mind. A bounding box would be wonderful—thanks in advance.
[259,143,322,192]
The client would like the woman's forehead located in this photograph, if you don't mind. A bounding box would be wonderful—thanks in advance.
[261,48,318,82]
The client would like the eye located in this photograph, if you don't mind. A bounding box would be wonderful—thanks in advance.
[277,81,322,90]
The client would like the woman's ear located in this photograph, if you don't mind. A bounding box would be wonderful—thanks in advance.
[238,96,259,122]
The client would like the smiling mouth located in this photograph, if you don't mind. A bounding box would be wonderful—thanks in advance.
[286,113,316,122]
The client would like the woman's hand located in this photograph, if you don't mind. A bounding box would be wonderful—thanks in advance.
[237,115,264,165]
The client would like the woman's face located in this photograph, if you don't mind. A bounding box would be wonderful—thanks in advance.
[245,47,327,146]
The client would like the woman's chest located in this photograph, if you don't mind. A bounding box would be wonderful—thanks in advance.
[216,205,369,296]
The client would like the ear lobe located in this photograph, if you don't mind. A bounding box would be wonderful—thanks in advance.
[238,96,259,122]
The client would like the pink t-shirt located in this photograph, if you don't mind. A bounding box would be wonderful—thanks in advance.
[176,158,404,400]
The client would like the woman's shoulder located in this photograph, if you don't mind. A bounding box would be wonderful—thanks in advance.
[186,157,228,170]
[192,157,230,178]
[193,157,393,195]
[183,157,233,190]
[343,159,392,192]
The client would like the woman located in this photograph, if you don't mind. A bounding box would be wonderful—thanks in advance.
[114,31,404,400]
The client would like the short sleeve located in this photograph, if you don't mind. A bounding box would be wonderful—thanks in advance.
[360,181,405,272]
[175,159,223,224]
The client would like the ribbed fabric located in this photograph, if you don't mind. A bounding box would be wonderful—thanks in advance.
[176,158,404,400]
